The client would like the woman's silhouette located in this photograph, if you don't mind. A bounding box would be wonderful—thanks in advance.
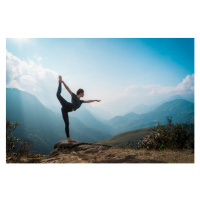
[56,75,101,142]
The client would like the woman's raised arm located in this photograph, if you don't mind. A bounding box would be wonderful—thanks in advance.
[84,100,101,103]
[62,81,73,95]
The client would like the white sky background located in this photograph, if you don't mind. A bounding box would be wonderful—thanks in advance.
[0,1,200,200]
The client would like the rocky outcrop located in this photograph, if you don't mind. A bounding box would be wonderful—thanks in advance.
[7,141,193,163]
[50,141,111,157]
[41,140,167,163]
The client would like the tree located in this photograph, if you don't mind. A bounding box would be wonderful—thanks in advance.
[6,118,21,154]
[166,116,173,126]
[6,118,33,161]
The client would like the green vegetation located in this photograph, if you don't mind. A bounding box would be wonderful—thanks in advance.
[97,117,194,151]
[6,118,33,163]
[137,117,194,150]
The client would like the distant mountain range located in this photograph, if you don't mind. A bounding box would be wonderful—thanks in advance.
[129,95,185,114]
[96,94,194,116]
[6,88,113,154]
[108,99,194,135]
[6,88,194,154]
[70,107,114,135]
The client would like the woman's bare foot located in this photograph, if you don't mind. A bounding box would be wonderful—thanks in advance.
[67,138,76,142]
[58,75,62,83]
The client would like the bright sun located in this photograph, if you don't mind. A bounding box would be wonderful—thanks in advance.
[13,38,29,46]
[14,38,29,42]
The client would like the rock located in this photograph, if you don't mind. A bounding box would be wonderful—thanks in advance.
[26,158,41,163]
[48,140,112,158]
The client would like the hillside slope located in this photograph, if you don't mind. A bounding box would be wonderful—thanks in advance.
[96,127,152,148]
[70,107,114,135]
[6,88,112,154]
[97,123,194,149]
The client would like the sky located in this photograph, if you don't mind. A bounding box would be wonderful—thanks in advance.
[6,38,194,115]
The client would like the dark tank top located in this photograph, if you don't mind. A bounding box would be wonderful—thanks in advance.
[71,93,84,110]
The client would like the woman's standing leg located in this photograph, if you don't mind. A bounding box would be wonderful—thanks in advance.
[61,108,76,141]
[61,108,70,138]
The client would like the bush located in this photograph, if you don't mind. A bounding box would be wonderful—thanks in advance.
[6,118,21,153]
[6,118,33,161]
[136,118,194,150]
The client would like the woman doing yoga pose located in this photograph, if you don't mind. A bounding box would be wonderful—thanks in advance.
[56,75,101,142]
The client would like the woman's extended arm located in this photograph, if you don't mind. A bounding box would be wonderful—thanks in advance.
[62,81,73,95]
[84,100,101,103]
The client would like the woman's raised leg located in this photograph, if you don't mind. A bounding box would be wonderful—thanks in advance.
[56,83,65,106]
[56,82,70,109]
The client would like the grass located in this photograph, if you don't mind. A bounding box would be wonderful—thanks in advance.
[120,148,194,163]
[41,147,194,163]
[7,148,194,163]
[96,127,152,148]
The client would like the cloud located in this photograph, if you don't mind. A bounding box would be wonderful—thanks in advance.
[174,74,194,93]
[37,56,42,62]
[124,74,194,97]
[6,51,59,106]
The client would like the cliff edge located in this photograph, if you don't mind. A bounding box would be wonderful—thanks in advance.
[41,140,170,163]
[7,140,194,163]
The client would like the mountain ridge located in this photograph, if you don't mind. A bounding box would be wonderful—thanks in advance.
[6,88,112,154]
[108,98,194,134]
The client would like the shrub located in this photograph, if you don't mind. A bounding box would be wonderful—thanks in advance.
[6,118,33,161]
[6,118,21,153]
[136,118,194,150]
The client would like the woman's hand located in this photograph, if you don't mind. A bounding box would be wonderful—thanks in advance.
[96,100,101,102]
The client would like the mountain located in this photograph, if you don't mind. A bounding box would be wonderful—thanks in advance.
[70,106,114,135]
[46,101,114,121]
[97,122,194,149]
[128,104,157,114]
[166,95,184,102]
[108,99,194,135]
[95,96,138,116]
[127,95,185,115]
[97,94,194,116]
[6,88,112,154]
[69,116,112,142]
[83,104,114,121]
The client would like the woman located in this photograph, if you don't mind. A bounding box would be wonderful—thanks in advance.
[56,75,101,142]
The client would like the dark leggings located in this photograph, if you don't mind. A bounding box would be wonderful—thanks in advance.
[56,83,73,138]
